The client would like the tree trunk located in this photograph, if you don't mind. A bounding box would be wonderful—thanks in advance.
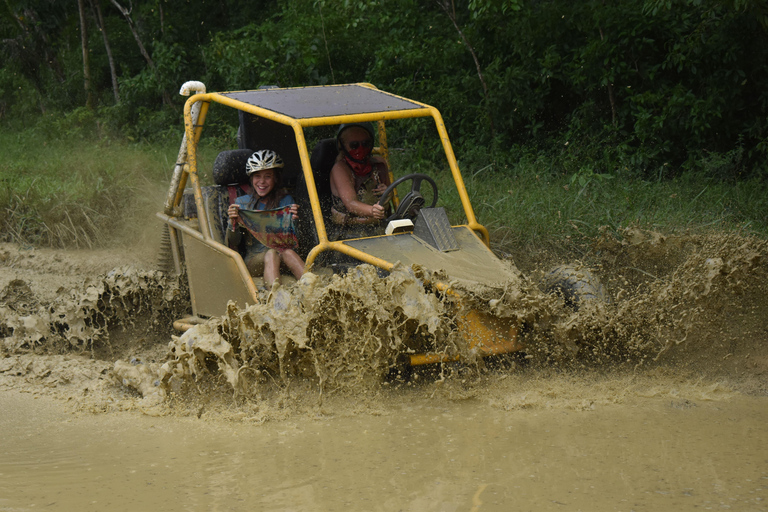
[598,26,618,127]
[110,0,172,105]
[91,0,120,104]
[318,2,336,83]
[436,0,495,138]
[5,1,66,83]
[77,0,94,109]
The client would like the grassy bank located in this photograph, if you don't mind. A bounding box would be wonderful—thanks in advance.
[2,129,766,254]
[458,162,767,240]
[0,130,220,248]
[393,149,768,256]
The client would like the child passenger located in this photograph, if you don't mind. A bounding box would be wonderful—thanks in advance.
[225,149,305,287]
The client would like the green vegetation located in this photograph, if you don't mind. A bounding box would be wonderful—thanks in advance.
[0,126,228,247]
[0,131,165,247]
[1,0,766,249]
[394,148,768,246]
[470,165,767,240]
[3,0,768,171]
[2,125,764,250]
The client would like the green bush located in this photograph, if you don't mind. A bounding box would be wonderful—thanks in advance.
[2,0,767,180]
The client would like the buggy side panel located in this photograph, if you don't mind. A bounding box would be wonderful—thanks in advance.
[179,229,258,318]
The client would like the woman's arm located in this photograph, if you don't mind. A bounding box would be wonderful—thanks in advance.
[330,162,385,220]
[224,222,242,249]
[371,158,391,198]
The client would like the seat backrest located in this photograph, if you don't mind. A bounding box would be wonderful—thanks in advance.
[309,138,337,201]
[237,112,302,189]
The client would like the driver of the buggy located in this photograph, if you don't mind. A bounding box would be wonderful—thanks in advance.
[329,122,391,236]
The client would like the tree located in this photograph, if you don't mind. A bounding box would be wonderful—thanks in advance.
[1,1,66,89]
[110,0,171,105]
[77,0,94,109]
[90,0,119,104]
[436,0,495,137]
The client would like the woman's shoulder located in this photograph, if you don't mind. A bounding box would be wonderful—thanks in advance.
[331,158,349,172]
[330,160,353,185]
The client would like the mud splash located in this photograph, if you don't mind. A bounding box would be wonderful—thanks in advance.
[594,228,768,370]
[477,228,768,370]
[155,264,464,398]
[0,267,186,353]
[1,229,767,414]
[109,229,767,410]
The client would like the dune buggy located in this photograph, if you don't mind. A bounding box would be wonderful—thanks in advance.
[157,81,527,368]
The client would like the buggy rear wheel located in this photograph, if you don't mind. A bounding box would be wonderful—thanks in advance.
[542,264,607,309]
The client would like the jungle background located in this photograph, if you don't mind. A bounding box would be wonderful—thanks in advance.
[1,0,767,249]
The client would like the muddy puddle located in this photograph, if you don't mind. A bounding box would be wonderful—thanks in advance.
[2,388,767,511]
[1,228,767,510]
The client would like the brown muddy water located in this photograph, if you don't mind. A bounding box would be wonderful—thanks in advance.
[1,228,768,511]
[1,386,767,511]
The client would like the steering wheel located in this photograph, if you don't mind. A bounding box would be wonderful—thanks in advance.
[377,173,438,222]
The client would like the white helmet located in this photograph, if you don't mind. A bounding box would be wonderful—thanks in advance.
[246,149,284,175]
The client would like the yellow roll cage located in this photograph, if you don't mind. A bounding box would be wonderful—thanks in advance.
[165,83,489,271]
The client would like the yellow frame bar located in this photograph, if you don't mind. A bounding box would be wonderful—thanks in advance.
[175,83,490,271]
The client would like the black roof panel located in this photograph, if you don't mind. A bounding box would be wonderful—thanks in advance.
[220,84,425,119]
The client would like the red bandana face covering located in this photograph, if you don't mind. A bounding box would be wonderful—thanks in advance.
[347,145,372,162]
[343,151,373,177]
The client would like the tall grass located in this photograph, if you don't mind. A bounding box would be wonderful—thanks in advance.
[0,125,229,248]
[2,126,766,252]
[391,148,768,255]
[1,131,165,247]
[466,167,766,236]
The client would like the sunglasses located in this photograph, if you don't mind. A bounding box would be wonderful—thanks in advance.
[347,140,373,150]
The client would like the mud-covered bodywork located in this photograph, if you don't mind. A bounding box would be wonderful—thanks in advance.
[157,82,524,366]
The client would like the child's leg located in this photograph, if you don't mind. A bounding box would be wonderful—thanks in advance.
[244,252,266,277]
[281,249,306,280]
[263,249,281,286]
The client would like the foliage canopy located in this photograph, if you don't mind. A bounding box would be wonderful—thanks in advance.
[1,0,767,177]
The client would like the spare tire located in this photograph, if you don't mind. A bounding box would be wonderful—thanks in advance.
[212,149,254,186]
[542,264,608,308]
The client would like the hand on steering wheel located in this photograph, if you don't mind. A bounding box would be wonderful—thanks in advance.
[377,173,438,222]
